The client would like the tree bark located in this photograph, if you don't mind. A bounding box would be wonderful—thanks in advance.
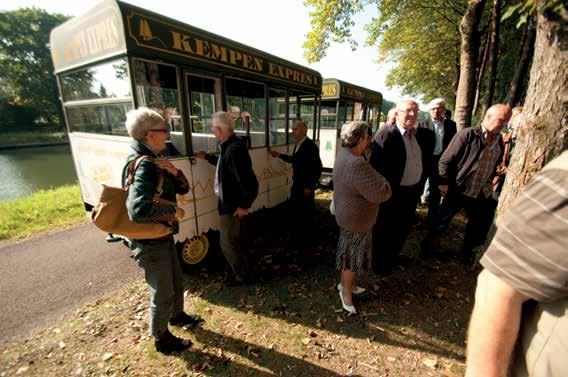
[454,0,487,130]
[497,5,568,218]
[480,0,501,117]
[506,20,536,107]
[472,29,491,117]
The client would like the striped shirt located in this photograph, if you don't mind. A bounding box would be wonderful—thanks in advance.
[396,124,423,186]
[463,130,501,198]
[481,151,568,302]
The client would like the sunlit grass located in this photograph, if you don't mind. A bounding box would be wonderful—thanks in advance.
[0,184,86,240]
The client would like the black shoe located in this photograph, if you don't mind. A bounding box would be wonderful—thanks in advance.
[155,329,192,354]
[169,312,204,328]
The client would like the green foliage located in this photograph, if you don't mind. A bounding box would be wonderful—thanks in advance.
[0,8,69,125]
[303,0,365,63]
[0,184,85,240]
[381,98,395,114]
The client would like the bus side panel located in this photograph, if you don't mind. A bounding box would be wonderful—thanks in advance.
[249,148,270,212]
[267,144,292,207]
[186,157,219,235]
[319,129,338,169]
[171,158,198,229]
[68,133,132,206]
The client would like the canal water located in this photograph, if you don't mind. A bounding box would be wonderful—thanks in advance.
[0,145,78,202]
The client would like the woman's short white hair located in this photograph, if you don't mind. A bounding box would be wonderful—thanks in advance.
[125,107,164,141]
[212,111,235,132]
[340,121,368,148]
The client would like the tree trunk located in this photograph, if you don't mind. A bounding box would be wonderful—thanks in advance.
[472,29,491,117]
[497,5,568,218]
[506,19,536,107]
[454,0,487,130]
[480,0,501,117]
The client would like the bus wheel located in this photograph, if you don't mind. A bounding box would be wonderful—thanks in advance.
[179,235,209,269]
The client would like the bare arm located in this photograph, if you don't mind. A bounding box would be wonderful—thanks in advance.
[465,269,528,377]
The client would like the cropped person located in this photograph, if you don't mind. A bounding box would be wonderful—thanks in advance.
[333,121,391,314]
[465,150,568,377]
[123,107,202,354]
[196,111,259,286]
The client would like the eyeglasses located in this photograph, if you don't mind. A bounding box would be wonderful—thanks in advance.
[148,128,170,133]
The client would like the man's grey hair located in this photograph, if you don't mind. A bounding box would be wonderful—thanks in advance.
[428,98,446,110]
[125,107,164,142]
[396,98,419,111]
[340,121,368,148]
[211,111,235,132]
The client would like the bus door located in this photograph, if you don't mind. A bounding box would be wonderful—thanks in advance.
[184,72,223,236]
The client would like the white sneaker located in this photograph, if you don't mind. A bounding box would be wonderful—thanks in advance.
[337,283,367,295]
[338,287,357,314]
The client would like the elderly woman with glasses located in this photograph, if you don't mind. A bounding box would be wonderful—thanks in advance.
[122,107,202,354]
[333,121,391,314]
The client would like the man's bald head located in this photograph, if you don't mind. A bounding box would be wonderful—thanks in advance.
[483,104,512,134]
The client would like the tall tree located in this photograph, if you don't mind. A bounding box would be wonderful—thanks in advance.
[506,19,536,107]
[480,0,502,117]
[0,8,69,126]
[497,0,568,215]
[453,0,487,130]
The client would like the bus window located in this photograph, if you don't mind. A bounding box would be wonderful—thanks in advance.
[60,59,131,102]
[186,74,221,154]
[133,59,185,153]
[345,103,354,122]
[354,102,364,121]
[59,58,133,136]
[290,91,317,141]
[66,103,133,135]
[320,100,337,130]
[226,78,266,148]
[268,88,287,146]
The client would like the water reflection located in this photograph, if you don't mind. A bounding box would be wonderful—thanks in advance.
[0,145,77,202]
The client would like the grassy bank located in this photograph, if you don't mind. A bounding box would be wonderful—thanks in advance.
[0,184,86,241]
[0,131,68,147]
[0,192,473,376]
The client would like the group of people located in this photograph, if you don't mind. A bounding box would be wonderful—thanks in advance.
[334,98,514,314]
[119,103,566,376]
[121,107,322,353]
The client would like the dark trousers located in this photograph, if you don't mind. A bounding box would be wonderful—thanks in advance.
[288,186,316,246]
[131,237,184,337]
[434,191,497,259]
[426,155,442,227]
[372,184,421,274]
[220,214,251,282]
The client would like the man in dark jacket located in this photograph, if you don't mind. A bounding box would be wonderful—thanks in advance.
[420,98,457,225]
[369,99,435,274]
[270,119,323,245]
[196,111,259,285]
[423,104,511,265]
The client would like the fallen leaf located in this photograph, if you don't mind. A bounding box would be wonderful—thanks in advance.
[102,352,114,361]
[422,358,438,369]
[59,341,66,349]
[16,366,29,375]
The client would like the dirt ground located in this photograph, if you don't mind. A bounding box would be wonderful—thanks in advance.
[0,190,478,376]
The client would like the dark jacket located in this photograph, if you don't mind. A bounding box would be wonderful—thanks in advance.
[440,119,458,153]
[205,134,259,215]
[438,125,504,192]
[370,125,435,190]
[122,140,190,224]
[278,137,323,196]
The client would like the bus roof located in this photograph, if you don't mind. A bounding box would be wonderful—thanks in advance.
[322,78,382,105]
[50,0,322,92]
